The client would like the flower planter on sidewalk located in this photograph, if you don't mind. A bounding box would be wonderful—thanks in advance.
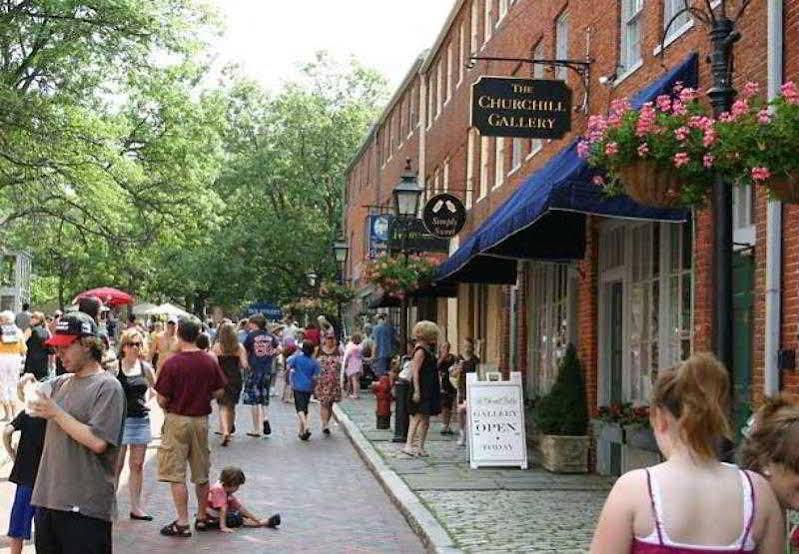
[538,434,589,474]
[618,160,683,208]
[624,425,659,453]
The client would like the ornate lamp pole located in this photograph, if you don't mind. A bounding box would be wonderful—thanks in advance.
[391,159,424,351]
[332,238,349,340]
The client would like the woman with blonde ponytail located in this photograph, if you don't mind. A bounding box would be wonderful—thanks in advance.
[591,353,784,554]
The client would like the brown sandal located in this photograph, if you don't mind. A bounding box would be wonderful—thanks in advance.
[160,520,191,537]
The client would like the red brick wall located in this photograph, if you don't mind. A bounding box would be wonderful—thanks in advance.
[580,217,599,417]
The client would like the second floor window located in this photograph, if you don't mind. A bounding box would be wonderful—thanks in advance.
[484,0,493,44]
[621,0,643,72]
[664,0,692,39]
[555,11,569,81]
[471,0,480,54]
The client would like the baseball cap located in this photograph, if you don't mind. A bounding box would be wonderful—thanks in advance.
[44,311,98,347]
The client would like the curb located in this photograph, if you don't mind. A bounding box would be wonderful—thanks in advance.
[332,404,462,554]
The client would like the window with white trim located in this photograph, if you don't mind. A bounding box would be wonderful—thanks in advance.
[409,85,416,135]
[484,0,493,44]
[511,137,523,172]
[443,158,450,192]
[434,168,440,195]
[620,0,643,73]
[664,0,691,38]
[498,0,508,22]
[446,43,453,103]
[471,1,480,54]
[458,22,465,85]
[398,103,404,147]
[466,129,476,208]
[733,185,755,245]
[479,136,491,199]
[417,82,423,128]
[529,42,545,157]
[436,61,443,116]
[529,263,575,395]
[427,76,434,128]
[494,137,505,188]
[555,11,569,81]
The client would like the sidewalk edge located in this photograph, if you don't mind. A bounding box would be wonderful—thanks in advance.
[332,404,462,554]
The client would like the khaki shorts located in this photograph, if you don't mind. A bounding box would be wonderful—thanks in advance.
[157,413,211,485]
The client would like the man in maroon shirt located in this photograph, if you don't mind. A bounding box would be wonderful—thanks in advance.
[155,317,226,538]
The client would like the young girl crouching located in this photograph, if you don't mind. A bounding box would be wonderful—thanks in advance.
[205,467,280,533]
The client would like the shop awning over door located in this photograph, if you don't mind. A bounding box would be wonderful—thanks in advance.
[436,53,698,283]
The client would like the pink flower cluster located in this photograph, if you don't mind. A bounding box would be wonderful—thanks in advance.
[637,143,650,157]
[758,109,771,125]
[703,154,714,168]
[586,114,609,143]
[742,82,760,99]
[605,142,619,156]
[577,140,590,159]
[781,82,799,104]
[673,152,690,168]
[607,98,631,126]
[636,102,657,137]
[678,87,698,104]
[731,99,749,119]
[751,167,771,182]
[674,126,690,141]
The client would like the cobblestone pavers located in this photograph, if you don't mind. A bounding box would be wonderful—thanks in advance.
[338,396,613,553]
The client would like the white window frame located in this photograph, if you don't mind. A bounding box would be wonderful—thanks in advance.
[484,0,493,45]
[733,184,756,246]
[434,168,441,195]
[458,22,465,85]
[443,158,450,192]
[479,136,490,200]
[436,61,443,117]
[528,42,546,158]
[466,129,476,208]
[427,76,435,129]
[555,11,569,81]
[470,0,480,55]
[494,137,505,188]
[446,43,453,104]
[398,103,404,148]
[511,138,523,173]
[620,0,644,75]
[408,85,416,138]
[498,0,508,22]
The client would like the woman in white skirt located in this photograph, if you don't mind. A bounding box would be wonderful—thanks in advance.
[114,329,156,520]
[0,311,25,420]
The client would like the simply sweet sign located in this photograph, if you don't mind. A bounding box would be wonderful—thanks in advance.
[466,372,528,469]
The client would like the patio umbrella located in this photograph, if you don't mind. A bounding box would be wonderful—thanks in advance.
[132,302,158,316]
[145,303,191,318]
[74,287,134,307]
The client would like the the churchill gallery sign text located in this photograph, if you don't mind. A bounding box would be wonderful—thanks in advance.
[471,77,572,139]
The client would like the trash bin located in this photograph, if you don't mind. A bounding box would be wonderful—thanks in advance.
[391,378,410,443]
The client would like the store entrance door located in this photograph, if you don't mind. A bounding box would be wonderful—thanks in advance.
[609,281,624,476]
[732,250,754,439]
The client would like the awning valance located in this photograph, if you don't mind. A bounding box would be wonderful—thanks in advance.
[436,53,698,284]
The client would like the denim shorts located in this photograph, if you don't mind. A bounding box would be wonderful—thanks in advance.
[122,416,152,445]
[8,484,36,540]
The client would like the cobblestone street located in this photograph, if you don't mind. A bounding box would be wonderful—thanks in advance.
[0,398,424,554]
[337,396,613,553]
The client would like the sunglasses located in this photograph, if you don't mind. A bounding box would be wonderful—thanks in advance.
[126,342,143,347]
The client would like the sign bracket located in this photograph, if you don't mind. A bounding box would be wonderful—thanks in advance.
[467,55,592,113]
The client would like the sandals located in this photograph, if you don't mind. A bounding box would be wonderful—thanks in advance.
[400,448,417,457]
[194,518,211,532]
[160,521,191,537]
[221,434,231,447]
[245,432,262,438]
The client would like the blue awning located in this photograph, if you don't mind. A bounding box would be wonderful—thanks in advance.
[437,53,698,284]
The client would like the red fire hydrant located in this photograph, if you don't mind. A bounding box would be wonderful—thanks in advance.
[372,374,393,429]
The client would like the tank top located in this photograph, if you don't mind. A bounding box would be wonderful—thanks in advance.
[117,361,150,419]
[632,468,757,554]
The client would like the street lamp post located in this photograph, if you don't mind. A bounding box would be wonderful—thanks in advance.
[392,159,424,353]
[332,238,349,341]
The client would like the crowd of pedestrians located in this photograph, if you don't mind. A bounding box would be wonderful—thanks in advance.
[6,298,799,552]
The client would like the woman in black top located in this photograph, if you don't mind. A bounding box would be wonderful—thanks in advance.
[24,312,50,381]
[402,321,441,458]
[437,342,457,435]
[114,329,155,521]
[211,322,248,446]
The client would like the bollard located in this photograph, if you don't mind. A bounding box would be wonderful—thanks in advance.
[391,378,410,442]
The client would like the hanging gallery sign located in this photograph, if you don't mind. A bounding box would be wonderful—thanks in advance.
[471,77,572,139]
[388,218,449,254]
[466,372,528,469]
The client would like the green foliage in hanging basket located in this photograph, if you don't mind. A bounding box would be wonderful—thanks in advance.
[318,280,356,304]
[534,344,589,436]
[363,254,437,297]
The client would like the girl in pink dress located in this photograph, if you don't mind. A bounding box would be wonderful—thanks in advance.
[342,333,364,400]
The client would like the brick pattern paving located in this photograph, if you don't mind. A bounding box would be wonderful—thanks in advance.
[338,396,613,553]
[0,399,424,554]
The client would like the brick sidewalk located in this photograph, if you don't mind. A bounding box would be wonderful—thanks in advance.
[337,395,613,553]
[0,398,424,553]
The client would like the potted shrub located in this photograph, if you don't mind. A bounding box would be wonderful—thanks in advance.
[579,87,714,208]
[534,344,589,473]
[362,254,438,299]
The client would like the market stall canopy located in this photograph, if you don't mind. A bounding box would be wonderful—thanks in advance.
[436,53,697,285]
[144,303,192,318]
[131,302,158,316]
[74,287,134,307]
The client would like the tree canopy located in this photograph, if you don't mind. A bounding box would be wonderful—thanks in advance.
[0,1,388,312]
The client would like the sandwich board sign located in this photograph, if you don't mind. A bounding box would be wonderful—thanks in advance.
[466,371,528,469]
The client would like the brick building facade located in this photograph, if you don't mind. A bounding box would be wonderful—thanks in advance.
[344,0,796,474]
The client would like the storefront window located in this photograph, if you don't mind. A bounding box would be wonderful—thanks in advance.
[529,263,574,395]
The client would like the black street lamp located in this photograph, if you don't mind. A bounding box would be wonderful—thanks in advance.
[391,159,424,352]
[332,238,349,341]
[306,271,317,288]
[333,239,349,266]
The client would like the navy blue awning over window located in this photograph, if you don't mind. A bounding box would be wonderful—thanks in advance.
[437,53,698,285]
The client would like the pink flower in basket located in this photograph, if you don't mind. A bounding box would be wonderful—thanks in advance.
[674,126,690,141]
[637,143,650,157]
[751,166,771,182]
[742,82,760,99]
[604,142,619,156]
[780,82,799,104]
[757,109,772,125]
[703,154,715,168]
[673,152,690,168]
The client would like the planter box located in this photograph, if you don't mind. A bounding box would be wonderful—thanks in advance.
[592,420,625,444]
[625,426,659,453]
[538,434,589,474]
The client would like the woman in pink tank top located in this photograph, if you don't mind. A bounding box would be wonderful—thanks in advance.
[591,353,785,554]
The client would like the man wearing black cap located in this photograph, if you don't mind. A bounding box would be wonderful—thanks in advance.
[28,312,125,554]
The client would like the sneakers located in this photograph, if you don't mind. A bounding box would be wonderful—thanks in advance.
[265,514,281,528]
[263,420,272,436]
[299,430,311,441]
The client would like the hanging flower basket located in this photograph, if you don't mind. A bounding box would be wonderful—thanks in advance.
[765,172,799,204]
[617,160,684,209]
